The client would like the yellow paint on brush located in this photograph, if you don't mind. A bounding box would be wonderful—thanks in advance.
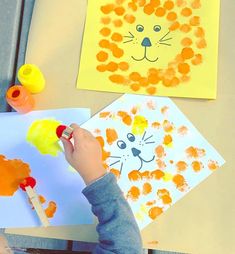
[27,119,62,156]
[131,115,148,135]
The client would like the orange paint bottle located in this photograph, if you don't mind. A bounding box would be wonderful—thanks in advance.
[6,85,35,114]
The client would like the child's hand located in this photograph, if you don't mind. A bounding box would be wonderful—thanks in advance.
[61,123,106,185]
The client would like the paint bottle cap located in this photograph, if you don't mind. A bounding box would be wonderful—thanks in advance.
[20,177,36,191]
[56,125,67,139]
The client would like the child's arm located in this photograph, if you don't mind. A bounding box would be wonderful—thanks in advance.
[61,124,143,254]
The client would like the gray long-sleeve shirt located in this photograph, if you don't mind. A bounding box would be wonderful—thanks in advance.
[82,173,143,254]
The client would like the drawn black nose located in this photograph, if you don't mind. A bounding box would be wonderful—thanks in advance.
[141,37,152,47]
[131,147,141,157]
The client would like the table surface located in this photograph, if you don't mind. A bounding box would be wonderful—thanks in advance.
[6,0,235,254]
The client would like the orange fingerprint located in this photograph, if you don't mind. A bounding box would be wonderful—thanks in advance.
[167,12,177,21]
[147,100,156,110]
[192,161,203,172]
[101,17,111,25]
[128,2,138,11]
[100,27,111,36]
[191,0,201,9]
[163,135,173,146]
[113,47,124,58]
[192,54,203,65]
[129,72,141,81]
[180,24,191,33]
[144,4,155,15]
[146,87,157,95]
[139,78,149,87]
[176,161,188,171]
[151,169,164,180]
[181,7,192,16]
[130,106,137,115]
[113,19,123,27]
[97,65,106,72]
[127,186,140,201]
[155,7,166,17]
[106,128,118,145]
[100,4,115,14]
[173,174,187,191]
[163,120,174,132]
[96,51,108,62]
[177,125,188,135]
[152,122,161,128]
[164,0,174,10]
[190,16,200,26]
[99,39,110,48]
[156,159,166,169]
[106,62,119,72]
[208,160,219,171]
[99,112,111,118]
[181,75,190,83]
[124,14,136,23]
[181,37,192,46]
[119,62,129,71]
[148,73,160,84]
[176,0,186,7]
[186,146,206,158]
[96,136,110,161]
[45,201,57,218]
[141,171,151,180]
[131,83,141,91]
[116,0,125,4]
[181,47,194,60]
[194,27,205,38]
[196,39,207,49]
[117,111,132,125]
[178,63,190,74]
[148,206,163,220]
[111,33,123,42]
[128,170,142,181]
[138,0,146,7]
[157,189,172,204]
[143,183,152,195]
[114,6,125,15]
[146,200,156,206]
[110,168,121,179]
[109,74,126,84]
[38,195,46,204]
[161,106,169,114]
[0,155,31,196]
[169,21,180,31]
[155,145,165,158]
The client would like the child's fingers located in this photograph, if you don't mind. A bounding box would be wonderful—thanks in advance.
[61,138,74,161]
[70,123,80,129]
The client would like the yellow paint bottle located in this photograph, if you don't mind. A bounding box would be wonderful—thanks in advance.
[17,64,45,93]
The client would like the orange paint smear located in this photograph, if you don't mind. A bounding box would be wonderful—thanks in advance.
[150,169,164,180]
[156,159,166,169]
[148,206,163,220]
[161,106,169,114]
[141,171,151,180]
[127,186,140,201]
[192,161,203,172]
[128,170,142,181]
[155,145,165,158]
[99,111,111,118]
[163,135,173,146]
[163,120,174,132]
[208,160,219,171]
[186,146,206,158]
[152,122,161,129]
[96,136,110,161]
[176,161,188,171]
[110,168,121,179]
[142,183,152,195]
[106,128,118,145]
[117,111,132,125]
[157,189,172,204]
[173,174,188,191]
[45,201,57,218]
[0,155,31,196]
[178,125,188,136]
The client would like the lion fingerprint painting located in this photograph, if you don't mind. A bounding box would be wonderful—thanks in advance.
[81,94,225,229]
[77,0,220,99]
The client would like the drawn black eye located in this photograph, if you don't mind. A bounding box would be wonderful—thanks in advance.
[127,133,135,142]
[117,140,126,149]
[153,25,161,32]
[136,24,144,32]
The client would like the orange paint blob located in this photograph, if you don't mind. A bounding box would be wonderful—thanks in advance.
[113,19,123,27]
[0,155,31,196]
[113,47,124,58]
[167,12,177,21]
[176,161,188,171]
[208,160,219,171]
[178,63,190,74]
[100,4,115,14]
[181,7,192,17]
[127,186,140,201]
[196,38,207,49]
[100,27,111,36]
[181,37,192,46]
[129,72,141,81]
[114,6,125,15]
[192,161,203,172]
[156,159,167,169]
[157,189,172,204]
[181,47,194,60]
[155,7,166,17]
[141,171,151,180]
[144,4,155,15]
[173,174,187,191]
[186,146,206,158]
[106,128,118,145]
[128,2,138,11]
[109,74,126,84]
[163,120,174,132]
[180,24,192,33]
[106,62,119,72]
[96,51,108,62]
[131,83,141,91]
[124,14,136,23]
[151,169,164,180]
[194,27,205,38]
[191,0,201,9]
[99,39,110,48]
[164,0,174,10]
[96,136,110,161]
[152,122,161,128]
[119,61,129,71]
[128,170,142,181]
[117,111,132,125]
[192,54,203,65]
[148,206,163,219]
[143,183,152,195]
[155,145,165,158]
[45,201,57,218]
[99,111,111,118]
[146,86,157,95]
[177,126,188,135]
[163,135,173,146]
[190,16,200,26]
[169,21,180,31]
[110,168,121,179]
[101,17,111,25]
[146,200,156,206]
[111,32,123,42]
[161,106,169,114]
[97,65,106,72]
[148,73,160,84]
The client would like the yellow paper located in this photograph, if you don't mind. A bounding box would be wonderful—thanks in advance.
[77,0,220,99]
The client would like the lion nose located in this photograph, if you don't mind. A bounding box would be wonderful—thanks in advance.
[141,37,152,47]
[131,147,141,157]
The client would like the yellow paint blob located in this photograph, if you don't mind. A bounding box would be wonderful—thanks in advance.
[163,172,173,181]
[27,119,62,156]
[131,115,148,135]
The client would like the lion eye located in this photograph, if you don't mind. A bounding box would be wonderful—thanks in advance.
[153,25,161,32]
[127,133,135,142]
[136,24,144,32]
[117,140,127,149]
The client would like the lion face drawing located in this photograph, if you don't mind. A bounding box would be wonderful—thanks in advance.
[96,0,206,95]
[93,98,219,226]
